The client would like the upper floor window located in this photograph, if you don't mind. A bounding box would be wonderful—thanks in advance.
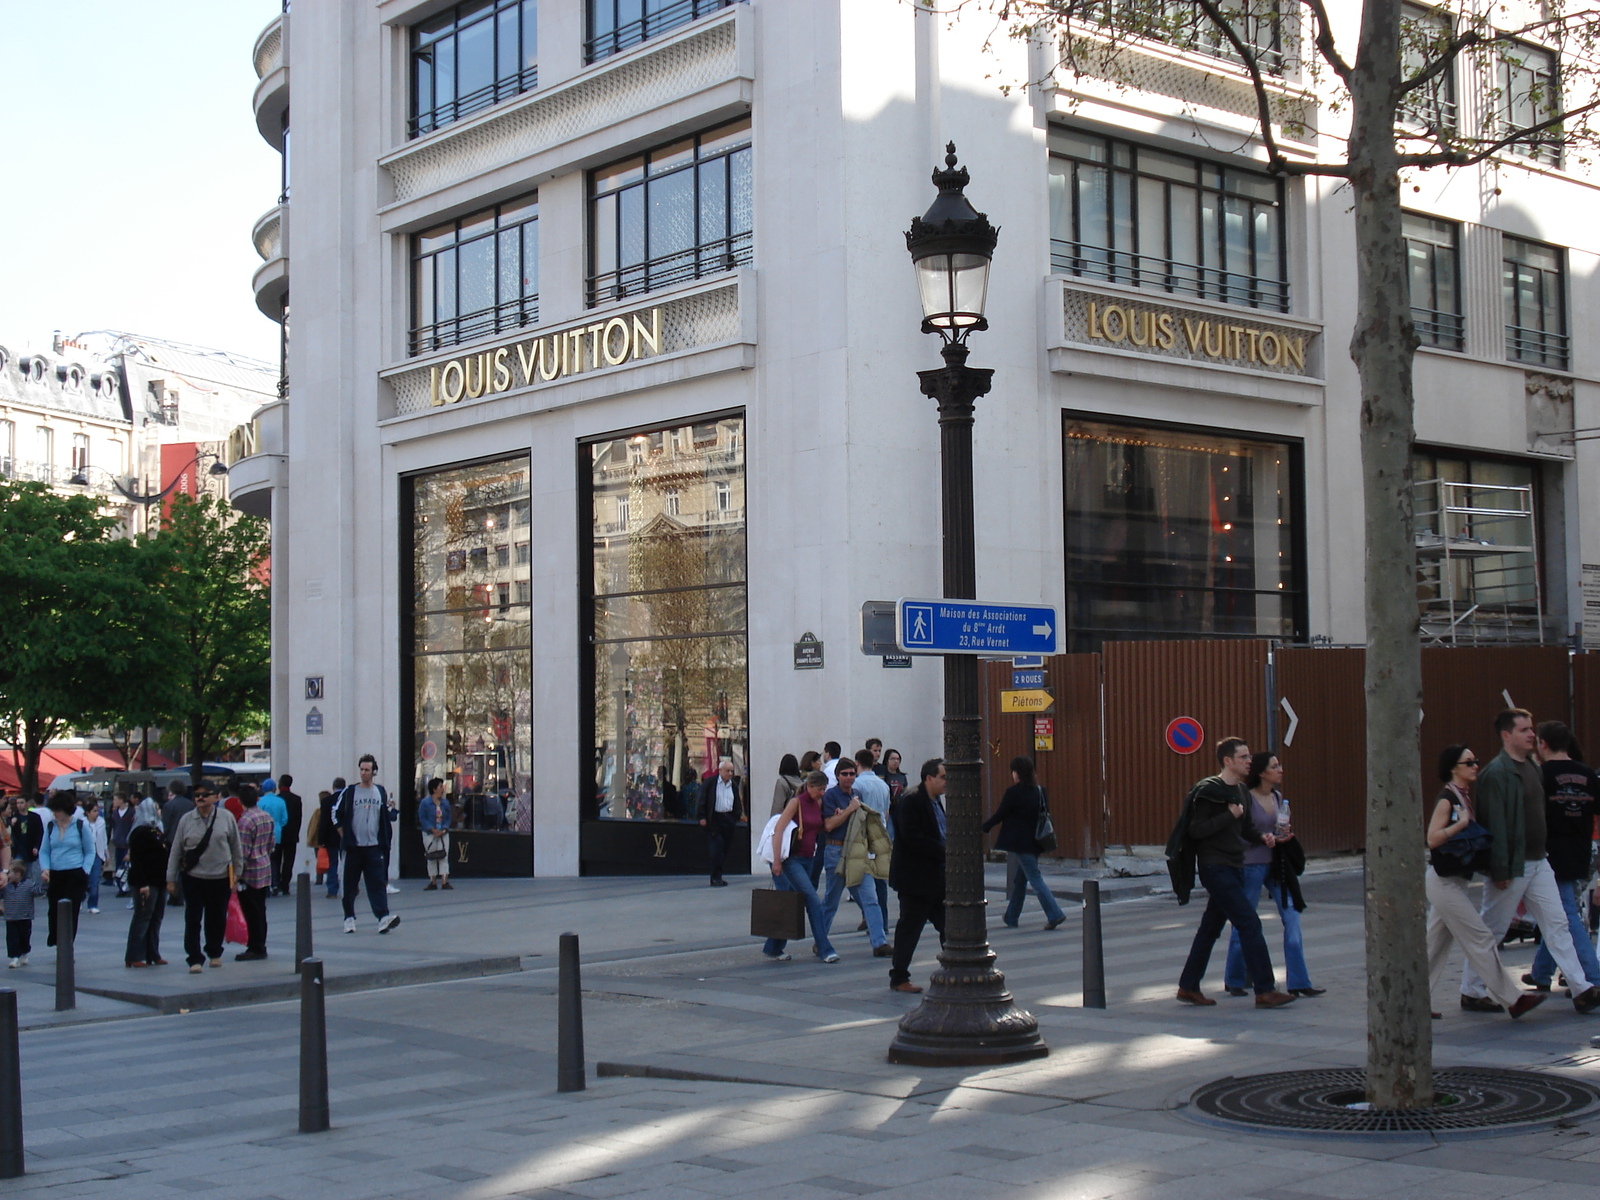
[1502,235,1567,369]
[586,0,739,64]
[35,427,53,482]
[411,0,538,139]
[1400,4,1455,133]
[0,420,13,476]
[412,193,538,355]
[1403,212,1462,350]
[1049,127,1288,312]
[71,433,90,473]
[1083,0,1285,76]
[1498,43,1560,166]
[589,117,751,306]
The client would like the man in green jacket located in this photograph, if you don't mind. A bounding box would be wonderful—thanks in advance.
[1461,708,1600,1014]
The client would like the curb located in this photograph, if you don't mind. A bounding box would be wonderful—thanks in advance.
[76,954,523,1014]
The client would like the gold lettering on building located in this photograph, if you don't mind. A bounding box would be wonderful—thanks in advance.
[428,305,665,407]
[1084,297,1306,373]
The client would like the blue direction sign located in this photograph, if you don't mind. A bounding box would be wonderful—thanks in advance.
[896,599,1059,656]
[1013,669,1045,688]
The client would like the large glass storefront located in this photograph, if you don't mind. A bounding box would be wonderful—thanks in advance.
[581,414,748,873]
[1063,417,1304,650]
[402,456,533,875]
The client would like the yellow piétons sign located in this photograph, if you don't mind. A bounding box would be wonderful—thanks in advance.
[1001,689,1055,713]
[1084,299,1306,371]
[429,307,662,407]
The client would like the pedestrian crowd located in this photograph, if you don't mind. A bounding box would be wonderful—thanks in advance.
[0,756,413,975]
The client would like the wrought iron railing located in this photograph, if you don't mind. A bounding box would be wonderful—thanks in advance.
[1505,323,1568,369]
[1412,306,1463,350]
[1052,239,1290,312]
[410,294,540,356]
[587,231,751,307]
[585,0,739,64]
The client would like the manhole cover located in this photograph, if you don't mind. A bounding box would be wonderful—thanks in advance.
[1191,1067,1600,1136]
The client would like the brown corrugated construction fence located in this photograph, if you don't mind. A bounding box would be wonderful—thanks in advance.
[979,641,1586,861]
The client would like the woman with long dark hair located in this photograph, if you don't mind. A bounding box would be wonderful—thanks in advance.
[982,756,1066,930]
[770,754,803,816]
[1223,752,1321,997]
[881,750,908,802]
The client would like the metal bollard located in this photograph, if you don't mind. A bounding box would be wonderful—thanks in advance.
[0,989,22,1178]
[294,874,313,974]
[1082,879,1106,1009]
[53,900,74,1012]
[298,958,329,1133]
[557,932,586,1093]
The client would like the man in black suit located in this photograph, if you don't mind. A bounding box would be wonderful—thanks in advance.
[698,758,744,886]
[888,758,947,993]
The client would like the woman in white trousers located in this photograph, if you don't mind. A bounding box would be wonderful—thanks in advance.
[1426,744,1542,1020]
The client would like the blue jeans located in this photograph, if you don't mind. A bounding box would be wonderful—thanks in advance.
[763,854,835,958]
[1180,863,1277,994]
[86,856,102,909]
[820,843,886,947]
[325,844,341,896]
[1003,852,1066,926]
[1529,878,1600,987]
[1224,862,1311,991]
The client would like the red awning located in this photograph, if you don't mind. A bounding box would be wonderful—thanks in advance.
[0,745,181,793]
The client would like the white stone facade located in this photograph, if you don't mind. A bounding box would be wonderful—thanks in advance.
[250,1,1600,875]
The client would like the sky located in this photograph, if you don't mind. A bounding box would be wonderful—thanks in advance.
[0,1,284,363]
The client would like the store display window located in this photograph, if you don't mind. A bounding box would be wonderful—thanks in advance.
[582,415,747,823]
[1064,418,1303,649]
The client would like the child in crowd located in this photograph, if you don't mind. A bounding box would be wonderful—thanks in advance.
[4,861,44,967]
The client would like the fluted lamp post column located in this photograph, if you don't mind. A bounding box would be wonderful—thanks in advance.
[887,144,1048,1067]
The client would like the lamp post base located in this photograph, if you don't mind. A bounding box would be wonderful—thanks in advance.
[886,931,1048,1066]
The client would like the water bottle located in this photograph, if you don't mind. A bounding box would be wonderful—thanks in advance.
[1276,796,1291,836]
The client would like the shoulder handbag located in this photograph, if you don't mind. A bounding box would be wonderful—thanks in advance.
[1430,801,1492,878]
[1033,786,1058,854]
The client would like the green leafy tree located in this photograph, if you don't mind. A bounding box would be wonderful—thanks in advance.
[149,493,271,784]
[0,482,176,796]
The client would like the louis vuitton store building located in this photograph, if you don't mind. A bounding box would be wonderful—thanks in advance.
[249,0,1600,876]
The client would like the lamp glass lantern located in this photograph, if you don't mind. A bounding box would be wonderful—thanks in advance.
[906,143,998,341]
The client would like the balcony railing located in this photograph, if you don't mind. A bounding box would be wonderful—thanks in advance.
[1081,0,1287,76]
[585,0,740,64]
[411,65,539,139]
[1506,323,1569,369]
[1413,306,1464,351]
[410,295,540,357]
[1052,240,1290,312]
[587,231,751,308]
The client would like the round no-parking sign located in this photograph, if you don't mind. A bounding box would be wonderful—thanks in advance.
[1165,716,1204,756]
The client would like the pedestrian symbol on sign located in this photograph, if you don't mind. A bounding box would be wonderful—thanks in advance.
[1165,716,1204,756]
[904,604,934,647]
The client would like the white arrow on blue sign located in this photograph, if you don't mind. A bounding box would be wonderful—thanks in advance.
[895,598,1060,656]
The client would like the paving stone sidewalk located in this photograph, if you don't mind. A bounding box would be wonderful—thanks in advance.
[10,870,1600,1198]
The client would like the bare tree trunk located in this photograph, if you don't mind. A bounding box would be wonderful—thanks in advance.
[1349,0,1432,1110]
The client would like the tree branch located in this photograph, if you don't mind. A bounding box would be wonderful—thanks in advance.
[1298,0,1352,82]
[1399,30,1480,95]
[1398,98,1600,169]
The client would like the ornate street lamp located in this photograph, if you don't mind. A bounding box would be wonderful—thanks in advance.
[887,145,1047,1067]
[69,453,229,505]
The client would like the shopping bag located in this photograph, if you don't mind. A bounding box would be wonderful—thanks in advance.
[750,888,806,941]
[316,847,330,873]
[225,892,249,946]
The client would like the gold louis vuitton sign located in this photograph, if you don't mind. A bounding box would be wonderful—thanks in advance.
[430,307,662,407]
[1078,297,1309,373]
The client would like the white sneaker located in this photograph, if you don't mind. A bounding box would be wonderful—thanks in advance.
[16,956,26,967]
[386,884,400,895]
[378,914,400,934]
[821,952,840,964]
[87,908,100,914]
[343,917,357,934]
[6,959,16,969]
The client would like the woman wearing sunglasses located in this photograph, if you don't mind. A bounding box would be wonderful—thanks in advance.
[1425,744,1542,1020]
